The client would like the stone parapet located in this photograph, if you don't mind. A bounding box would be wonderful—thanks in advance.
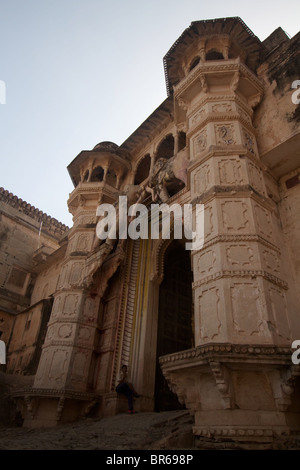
[0,187,68,239]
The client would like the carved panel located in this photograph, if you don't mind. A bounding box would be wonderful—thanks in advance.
[221,201,249,232]
[62,294,80,316]
[69,261,84,286]
[190,108,206,127]
[193,162,212,194]
[82,296,98,323]
[48,349,69,385]
[204,204,215,239]
[58,323,74,339]
[73,214,96,227]
[211,102,233,113]
[218,158,243,185]
[78,327,92,343]
[51,295,62,319]
[263,249,280,274]
[231,282,263,336]
[76,234,90,252]
[254,204,272,240]
[243,128,256,155]
[193,128,207,156]
[198,287,221,341]
[247,161,265,195]
[215,124,236,146]
[70,351,89,384]
[46,324,56,342]
[269,287,291,341]
[57,264,69,289]
[196,249,217,276]
[226,244,254,267]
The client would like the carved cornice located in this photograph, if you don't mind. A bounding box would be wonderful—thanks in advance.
[174,60,263,99]
[190,183,275,212]
[187,94,253,120]
[188,146,261,173]
[41,340,93,350]
[187,112,256,140]
[194,234,281,255]
[159,343,294,367]
[12,387,99,401]
[193,426,276,438]
[192,269,288,290]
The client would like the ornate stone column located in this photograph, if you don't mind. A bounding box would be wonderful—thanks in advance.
[160,56,300,445]
[18,143,130,426]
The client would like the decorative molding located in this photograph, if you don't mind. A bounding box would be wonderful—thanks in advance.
[159,343,294,366]
[151,237,174,284]
[192,269,288,290]
[187,94,253,121]
[187,113,256,140]
[121,239,141,366]
[193,427,276,438]
[194,234,281,255]
[112,240,133,388]
[13,387,99,401]
[174,60,263,98]
[209,360,233,409]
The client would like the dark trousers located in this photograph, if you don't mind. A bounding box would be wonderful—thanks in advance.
[116,382,133,410]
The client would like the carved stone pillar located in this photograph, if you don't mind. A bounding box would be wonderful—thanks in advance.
[19,144,130,427]
[161,56,300,445]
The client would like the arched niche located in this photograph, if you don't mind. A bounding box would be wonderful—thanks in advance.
[134,154,151,185]
[178,131,186,152]
[189,56,200,71]
[90,166,104,182]
[156,134,174,160]
[206,49,224,60]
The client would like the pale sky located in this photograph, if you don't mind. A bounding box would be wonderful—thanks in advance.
[0,0,299,226]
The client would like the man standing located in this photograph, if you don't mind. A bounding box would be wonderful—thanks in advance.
[116,364,140,414]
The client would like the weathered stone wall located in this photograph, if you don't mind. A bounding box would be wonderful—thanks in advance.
[0,189,68,314]
[0,189,68,377]
[6,299,53,375]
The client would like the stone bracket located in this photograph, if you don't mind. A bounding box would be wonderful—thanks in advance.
[209,360,234,409]
[277,364,300,411]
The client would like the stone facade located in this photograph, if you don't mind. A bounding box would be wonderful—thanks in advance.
[0,188,68,375]
[1,17,300,447]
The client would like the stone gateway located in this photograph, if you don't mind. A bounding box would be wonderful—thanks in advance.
[0,17,300,449]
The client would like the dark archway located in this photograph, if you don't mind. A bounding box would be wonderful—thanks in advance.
[156,134,174,160]
[90,166,104,182]
[155,241,193,411]
[206,49,224,60]
[134,154,151,185]
[189,56,200,71]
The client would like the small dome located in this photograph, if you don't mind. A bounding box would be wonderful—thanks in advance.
[93,141,119,152]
